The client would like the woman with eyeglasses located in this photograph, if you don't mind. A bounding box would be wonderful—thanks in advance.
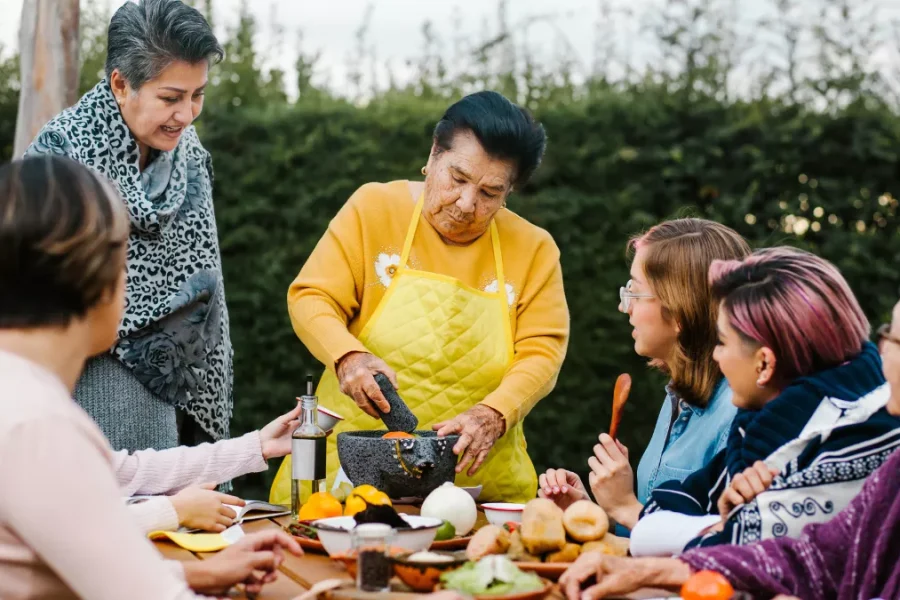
[539,219,750,532]
[556,258,900,600]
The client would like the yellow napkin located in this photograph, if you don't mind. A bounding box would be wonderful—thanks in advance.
[149,524,244,552]
[149,530,230,552]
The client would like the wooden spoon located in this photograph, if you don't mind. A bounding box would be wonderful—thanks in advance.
[289,578,348,600]
[609,373,632,440]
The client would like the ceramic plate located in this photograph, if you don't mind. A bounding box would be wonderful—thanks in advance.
[429,535,473,550]
[512,562,569,581]
[296,537,326,553]
[284,522,327,553]
[438,578,554,600]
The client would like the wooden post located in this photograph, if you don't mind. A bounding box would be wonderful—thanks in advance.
[13,0,80,157]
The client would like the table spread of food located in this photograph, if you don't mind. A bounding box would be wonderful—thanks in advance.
[265,380,735,600]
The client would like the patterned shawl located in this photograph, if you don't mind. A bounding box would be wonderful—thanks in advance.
[25,79,232,440]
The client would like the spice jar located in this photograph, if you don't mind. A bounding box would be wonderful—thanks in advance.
[351,523,395,592]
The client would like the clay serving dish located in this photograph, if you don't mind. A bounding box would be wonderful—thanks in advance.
[391,551,468,592]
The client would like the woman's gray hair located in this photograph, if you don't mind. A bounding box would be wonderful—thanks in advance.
[105,0,224,89]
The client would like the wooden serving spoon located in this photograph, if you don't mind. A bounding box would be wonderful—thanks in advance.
[609,373,632,440]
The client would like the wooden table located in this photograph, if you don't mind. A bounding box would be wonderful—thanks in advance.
[153,506,672,600]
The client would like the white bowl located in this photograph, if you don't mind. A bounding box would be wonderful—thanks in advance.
[311,514,443,556]
[463,485,483,501]
[481,502,526,527]
[314,405,344,432]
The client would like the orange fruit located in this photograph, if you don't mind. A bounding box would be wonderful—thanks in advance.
[382,431,416,439]
[344,495,368,517]
[344,486,392,516]
[680,570,734,600]
[298,491,343,521]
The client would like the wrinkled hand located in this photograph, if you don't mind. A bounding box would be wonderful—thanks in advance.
[434,405,505,476]
[559,552,691,600]
[259,404,303,460]
[336,352,399,418]
[588,434,641,528]
[718,461,778,519]
[170,483,243,532]
[538,468,590,510]
[184,529,303,596]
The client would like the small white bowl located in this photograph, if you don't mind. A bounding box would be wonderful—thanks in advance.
[314,405,344,432]
[311,514,443,556]
[463,485,483,501]
[481,502,526,527]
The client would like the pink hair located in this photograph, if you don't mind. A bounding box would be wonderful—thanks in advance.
[709,247,870,384]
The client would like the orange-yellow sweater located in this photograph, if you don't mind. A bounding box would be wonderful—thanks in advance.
[287,180,570,429]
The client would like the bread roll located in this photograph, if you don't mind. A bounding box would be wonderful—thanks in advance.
[581,533,629,557]
[507,530,541,562]
[546,543,582,563]
[465,525,510,561]
[521,498,566,555]
[562,500,609,542]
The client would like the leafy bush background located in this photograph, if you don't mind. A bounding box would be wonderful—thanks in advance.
[1,0,898,499]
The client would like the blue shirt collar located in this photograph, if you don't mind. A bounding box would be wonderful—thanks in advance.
[665,378,728,417]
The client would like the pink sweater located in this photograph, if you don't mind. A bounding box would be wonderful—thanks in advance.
[120,431,269,533]
[0,349,206,599]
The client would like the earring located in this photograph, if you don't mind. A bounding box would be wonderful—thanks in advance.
[421,166,427,176]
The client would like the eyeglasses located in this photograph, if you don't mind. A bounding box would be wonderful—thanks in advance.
[619,279,654,312]
[876,323,900,350]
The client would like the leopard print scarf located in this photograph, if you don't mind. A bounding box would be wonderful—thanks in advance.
[25,79,233,440]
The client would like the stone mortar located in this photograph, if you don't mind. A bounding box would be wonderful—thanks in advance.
[337,430,460,499]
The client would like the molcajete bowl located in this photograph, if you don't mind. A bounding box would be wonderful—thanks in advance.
[337,430,460,499]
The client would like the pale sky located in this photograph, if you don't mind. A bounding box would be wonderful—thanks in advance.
[1,0,898,97]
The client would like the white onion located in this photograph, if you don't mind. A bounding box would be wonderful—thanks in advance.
[420,482,477,536]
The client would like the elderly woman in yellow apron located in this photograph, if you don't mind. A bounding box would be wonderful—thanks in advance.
[270,91,570,504]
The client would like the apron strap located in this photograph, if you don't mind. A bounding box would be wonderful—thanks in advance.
[400,192,506,291]
[399,194,425,269]
[490,220,506,296]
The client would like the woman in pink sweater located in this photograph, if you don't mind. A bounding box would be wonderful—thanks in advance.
[124,403,304,533]
[0,156,302,599]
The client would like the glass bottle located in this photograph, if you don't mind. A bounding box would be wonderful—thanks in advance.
[351,523,395,592]
[291,375,327,521]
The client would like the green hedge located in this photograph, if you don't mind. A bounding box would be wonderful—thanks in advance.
[198,87,900,499]
[2,66,898,499]
[1,3,898,503]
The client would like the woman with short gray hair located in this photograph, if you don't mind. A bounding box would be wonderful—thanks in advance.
[25,0,232,452]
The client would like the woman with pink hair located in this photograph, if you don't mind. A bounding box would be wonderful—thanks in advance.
[557,247,900,600]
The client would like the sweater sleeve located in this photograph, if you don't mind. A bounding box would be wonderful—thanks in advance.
[480,236,570,429]
[643,450,728,517]
[114,431,267,496]
[0,420,199,600]
[680,472,874,599]
[287,189,371,370]
[128,497,181,534]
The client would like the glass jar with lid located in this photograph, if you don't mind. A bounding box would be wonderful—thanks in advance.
[351,523,395,592]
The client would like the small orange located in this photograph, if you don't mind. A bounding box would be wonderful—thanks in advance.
[680,570,734,600]
[344,487,392,516]
[344,495,368,517]
[382,431,416,439]
[298,491,343,521]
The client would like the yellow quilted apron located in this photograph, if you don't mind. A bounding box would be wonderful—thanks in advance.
[271,195,537,504]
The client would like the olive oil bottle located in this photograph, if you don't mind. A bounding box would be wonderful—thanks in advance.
[291,376,327,521]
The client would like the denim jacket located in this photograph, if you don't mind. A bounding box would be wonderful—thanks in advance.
[635,379,736,504]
